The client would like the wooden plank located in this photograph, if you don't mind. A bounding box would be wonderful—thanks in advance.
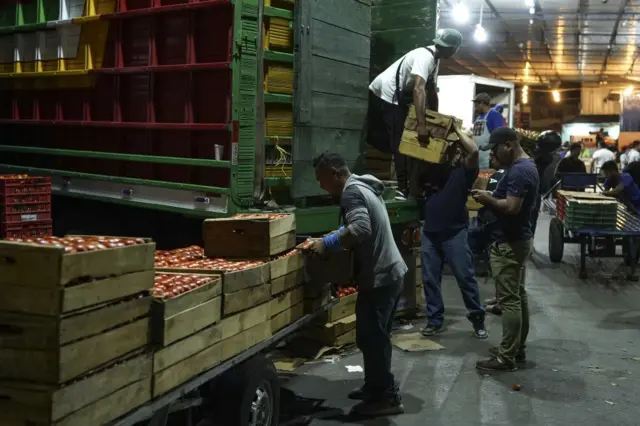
[152,321,272,398]
[158,263,269,295]
[311,20,370,68]
[269,250,303,280]
[271,268,304,295]
[309,56,369,99]
[224,284,272,317]
[271,301,304,333]
[323,292,357,323]
[0,240,155,288]
[271,286,305,317]
[153,302,270,372]
[151,275,222,319]
[314,0,371,37]
[154,297,222,347]
[0,353,152,423]
[309,314,357,344]
[0,318,149,384]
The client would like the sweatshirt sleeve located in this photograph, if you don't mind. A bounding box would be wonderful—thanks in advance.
[342,186,372,241]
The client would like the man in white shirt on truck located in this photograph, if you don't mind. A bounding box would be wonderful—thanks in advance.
[367,28,463,197]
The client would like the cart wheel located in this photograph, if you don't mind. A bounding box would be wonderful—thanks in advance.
[548,217,564,263]
[208,355,280,426]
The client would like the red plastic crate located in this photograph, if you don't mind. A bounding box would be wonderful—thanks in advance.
[1,220,53,239]
[0,176,52,196]
[0,192,51,206]
[2,204,51,223]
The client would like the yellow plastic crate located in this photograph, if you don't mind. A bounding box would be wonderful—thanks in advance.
[265,166,292,177]
[265,65,293,95]
[265,17,292,51]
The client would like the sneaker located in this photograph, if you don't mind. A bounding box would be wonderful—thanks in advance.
[421,323,444,336]
[484,297,497,305]
[476,355,517,372]
[473,324,488,339]
[489,347,526,364]
[350,395,405,417]
[486,304,503,316]
[348,386,371,401]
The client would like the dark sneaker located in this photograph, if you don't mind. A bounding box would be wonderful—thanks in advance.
[476,356,517,372]
[421,323,444,336]
[473,324,488,339]
[350,396,405,417]
[348,386,371,400]
[489,347,526,364]
[484,297,497,305]
[486,304,502,316]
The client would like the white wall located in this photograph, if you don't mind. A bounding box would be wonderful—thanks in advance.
[561,122,620,142]
[581,87,621,115]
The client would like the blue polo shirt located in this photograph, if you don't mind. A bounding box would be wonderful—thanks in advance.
[604,172,640,211]
[491,158,540,242]
[423,166,478,233]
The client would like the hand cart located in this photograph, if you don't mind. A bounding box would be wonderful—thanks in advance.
[106,301,337,426]
[543,174,640,279]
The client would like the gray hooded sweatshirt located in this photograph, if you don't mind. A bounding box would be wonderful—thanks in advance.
[341,174,407,290]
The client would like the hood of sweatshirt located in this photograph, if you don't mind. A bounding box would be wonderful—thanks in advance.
[344,174,385,197]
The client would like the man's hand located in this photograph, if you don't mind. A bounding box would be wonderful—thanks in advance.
[417,122,430,144]
[302,238,326,257]
[471,189,493,205]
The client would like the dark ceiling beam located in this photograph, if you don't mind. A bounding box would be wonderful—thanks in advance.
[598,0,631,82]
[482,0,544,84]
[576,0,587,80]
[533,1,561,82]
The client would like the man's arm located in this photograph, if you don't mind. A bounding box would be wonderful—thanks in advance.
[426,80,439,112]
[453,125,479,169]
[413,75,427,127]
[475,169,534,215]
[486,109,503,133]
[335,187,372,249]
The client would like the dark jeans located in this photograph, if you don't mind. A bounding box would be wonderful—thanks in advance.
[421,228,485,328]
[531,195,542,236]
[355,279,404,398]
[366,93,410,191]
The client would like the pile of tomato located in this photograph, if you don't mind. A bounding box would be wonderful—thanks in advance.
[4,236,146,253]
[153,273,212,299]
[335,285,357,298]
[233,213,290,221]
[155,245,205,267]
[176,258,264,272]
[297,239,313,250]
[0,174,30,180]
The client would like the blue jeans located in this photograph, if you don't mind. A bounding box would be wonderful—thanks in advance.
[421,228,485,328]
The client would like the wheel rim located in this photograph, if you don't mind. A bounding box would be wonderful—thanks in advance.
[249,381,273,426]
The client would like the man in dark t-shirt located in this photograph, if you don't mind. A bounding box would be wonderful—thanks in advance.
[471,127,539,372]
[555,143,586,175]
[420,123,486,339]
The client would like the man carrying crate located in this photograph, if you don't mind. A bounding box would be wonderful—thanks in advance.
[305,152,407,417]
[366,28,463,197]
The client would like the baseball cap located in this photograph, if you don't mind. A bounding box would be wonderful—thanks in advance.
[481,127,519,152]
[433,28,463,49]
[472,93,492,104]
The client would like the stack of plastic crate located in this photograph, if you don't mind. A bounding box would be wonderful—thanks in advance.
[0,175,52,239]
[556,190,618,230]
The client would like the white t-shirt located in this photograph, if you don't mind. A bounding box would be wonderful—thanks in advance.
[369,47,439,105]
[591,148,615,174]
[627,149,640,165]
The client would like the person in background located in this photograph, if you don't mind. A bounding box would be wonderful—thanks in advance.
[624,158,640,187]
[555,143,587,175]
[590,139,615,175]
[627,141,640,165]
[367,29,463,197]
[559,142,570,158]
[471,127,540,372]
[530,131,562,238]
[620,144,630,169]
[494,104,506,127]
[419,121,487,339]
[601,160,640,213]
[473,93,505,169]
[306,152,406,417]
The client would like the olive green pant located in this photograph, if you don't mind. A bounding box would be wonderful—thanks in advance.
[490,239,532,364]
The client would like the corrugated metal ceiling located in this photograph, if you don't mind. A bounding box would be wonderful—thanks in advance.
[439,0,639,84]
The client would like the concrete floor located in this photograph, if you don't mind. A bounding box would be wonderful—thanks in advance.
[279,213,640,426]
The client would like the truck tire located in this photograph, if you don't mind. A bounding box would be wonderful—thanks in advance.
[548,218,564,263]
[209,355,280,426]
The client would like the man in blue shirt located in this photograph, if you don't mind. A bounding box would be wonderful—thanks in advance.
[472,93,504,169]
[601,160,640,213]
[471,127,540,372]
[420,122,486,339]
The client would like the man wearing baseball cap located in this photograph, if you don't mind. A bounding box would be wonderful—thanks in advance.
[472,93,505,169]
[367,28,463,197]
[471,127,539,372]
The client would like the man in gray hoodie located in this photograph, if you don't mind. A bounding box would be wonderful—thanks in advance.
[306,152,407,417]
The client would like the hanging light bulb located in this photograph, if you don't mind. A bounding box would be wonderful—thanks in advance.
[552,90,561,103]
[624,85,634,96]
[525,0,534,7]
[529,7,535,14]
[474,24,487,43]
[452,2,470,24]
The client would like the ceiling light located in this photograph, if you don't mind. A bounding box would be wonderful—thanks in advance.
[529,7,535,14]
[452,2,470,24]
[552,90,560,103]
[474,24,487,43]
[529,19,534,24]
[624,85,634,96]
[525,0,534,6]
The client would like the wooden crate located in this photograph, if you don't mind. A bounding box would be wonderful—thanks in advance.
[203,214,296,258]
[399,107,462,164]
[320,292,357,323]
[271,268,304,296]
[224,284,272,317]
[157,262,269,294]
[303,283,332,314]
[0,239,155,288]
[306,314,356,346]
[269,249,303,281]
[0,353,151,426]
[271,301,304,333]
[152,320,272,397]
[0,298,150,384]
[0,270,154,316]
[271,286,304,318]
[305,250,352,285]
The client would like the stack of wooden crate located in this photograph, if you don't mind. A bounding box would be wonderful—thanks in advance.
[363,146,394,181]
[0,236,155,426]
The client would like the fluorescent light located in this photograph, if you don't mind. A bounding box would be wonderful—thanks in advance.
[529,7,535,14]
[525,0,534,7]
[552,90,560,102]
[452,2,469,24]
[474,24,487,43]
[624,85,634,96]
[529,19,534,24]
